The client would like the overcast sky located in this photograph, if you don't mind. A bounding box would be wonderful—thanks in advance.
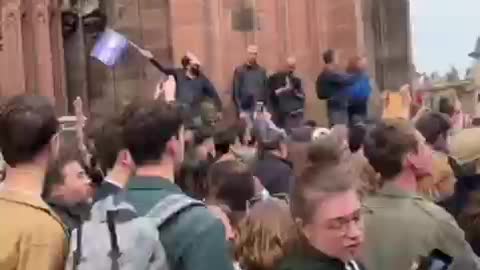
[410,0,480,76]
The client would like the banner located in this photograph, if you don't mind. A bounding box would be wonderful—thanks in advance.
[90,29,129,67]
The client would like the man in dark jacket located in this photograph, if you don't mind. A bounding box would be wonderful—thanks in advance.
[44,147,93,231]
[233,45,268,117]
[316,49,358,127]
[268,57,305,131]
[138,48,223,119]
[253,126,294,195]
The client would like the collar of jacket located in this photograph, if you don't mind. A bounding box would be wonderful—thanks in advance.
[377,181,423,200]
[127,175,181,192]
[286,236,346,268]
[0,190,67,231]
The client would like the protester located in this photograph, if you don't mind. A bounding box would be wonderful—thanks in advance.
[214,123,257,165]
[233,45,268,118]
[362,119,478,270]
[278,162,365,270]
[267,57,305,130]
[122,100,234,270]
[458,192,480,256]
[87,113,138,223]
[0,95,68,270]
[346,56,372,124]
[206,160,256,226]
[347,123,380,196]
[139,49,222,121]
[43,144,93,230]
[176,159,211,200]
[415,112,457,202]
[235,198,295,270]
[186,127,216,162]
[316,49,358,127]
[253,121,294,195]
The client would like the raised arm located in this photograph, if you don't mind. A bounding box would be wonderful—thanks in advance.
[203,77,223,111]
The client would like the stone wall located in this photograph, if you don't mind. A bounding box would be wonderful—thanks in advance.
[1,0,411,124]
[168,0,366,125]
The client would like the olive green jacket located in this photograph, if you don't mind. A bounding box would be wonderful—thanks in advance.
[364,182,479,270]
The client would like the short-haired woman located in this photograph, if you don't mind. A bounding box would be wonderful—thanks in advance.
[276,163,366,270]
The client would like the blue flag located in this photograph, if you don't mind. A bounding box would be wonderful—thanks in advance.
[90,29,129,67]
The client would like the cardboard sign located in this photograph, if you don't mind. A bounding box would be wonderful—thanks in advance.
[382,90,411,120]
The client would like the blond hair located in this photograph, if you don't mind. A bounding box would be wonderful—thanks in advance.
[235,199,295,270]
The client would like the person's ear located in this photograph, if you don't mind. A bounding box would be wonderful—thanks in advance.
[119,149,135,169]
[296,217,311,240]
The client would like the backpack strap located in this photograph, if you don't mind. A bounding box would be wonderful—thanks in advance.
[72,224,83,270]
[106,210,122,270]
[146,194,204,228]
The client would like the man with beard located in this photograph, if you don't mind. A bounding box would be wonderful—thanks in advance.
[138,49,222,124]
[0,95,68,270]
[43,145,94,231]
[233,45,268,119]
[362,119,479,270]
[267,57,305,130]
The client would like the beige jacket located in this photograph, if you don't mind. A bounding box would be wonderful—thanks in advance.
[0,190,68,270]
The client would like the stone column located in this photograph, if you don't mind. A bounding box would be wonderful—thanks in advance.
[1,0,26,96]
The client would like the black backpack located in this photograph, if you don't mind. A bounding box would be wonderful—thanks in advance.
[315,71,331,100]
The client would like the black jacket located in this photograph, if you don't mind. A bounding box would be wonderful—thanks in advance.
[149,59,223,113]
[254,152,294,194]
[277,242,366,270]
[267,71,305,115]
[233,63,268,112]
[316,68,358,108]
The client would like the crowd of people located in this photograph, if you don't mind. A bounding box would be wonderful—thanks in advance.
[1,46,480,270]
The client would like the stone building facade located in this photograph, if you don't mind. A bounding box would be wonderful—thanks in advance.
[0,0,411,124]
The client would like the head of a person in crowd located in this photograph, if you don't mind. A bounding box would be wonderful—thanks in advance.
[415,112,452,153]
[207,160,256,225]
[308,134,342,167]
[176,159,211,200]
[363,119,434,188]
[246,45,259,66]
[291,163,364,262]
[235,198,295,270]
[214,128,237,158]
[191,127,216,162]
[181,54,191,70]
[348,123,367,154]
[285,56,296,74]
[438,97,455,118]
[43,144,93,207]
[0,95,60,185]
[123,100,185,178]
[258,130,288,160]
[323,49,337,66]
[92,114,135,188]
[346,56,367,74]
[185,52,201,77]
